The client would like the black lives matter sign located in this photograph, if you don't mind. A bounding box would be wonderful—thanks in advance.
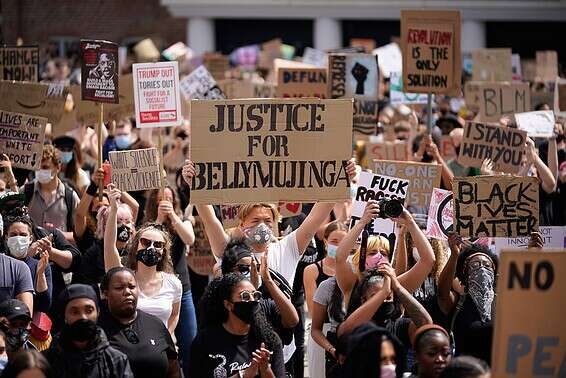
[81,39,119,103]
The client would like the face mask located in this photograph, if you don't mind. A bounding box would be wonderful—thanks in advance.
[244,223,273,246]
[380,364,396,378]
[467,266,495,323]
[60,151,73,164]
[36,169,53,184]
[136,247,162,267]
[372,301,397,324]
[7,235,30,259]
[117,224,132,243]
[0,354,7,370]
[327,244,338,259]
[115,135,131,149]
[365,253,388,270]
[231,301,259,324]
[6,328,30,351]
[66,319,98,342]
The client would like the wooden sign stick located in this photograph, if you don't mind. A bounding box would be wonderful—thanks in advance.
[98,103,104,200]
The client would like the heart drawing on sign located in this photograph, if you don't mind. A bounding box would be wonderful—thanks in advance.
[285,202,300,214]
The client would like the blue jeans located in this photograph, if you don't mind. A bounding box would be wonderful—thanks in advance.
[175,290,198,377]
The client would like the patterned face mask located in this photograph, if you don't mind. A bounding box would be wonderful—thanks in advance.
[467,266,495,322]
[243,223,273,246]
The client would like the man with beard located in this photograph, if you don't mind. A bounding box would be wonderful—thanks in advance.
[43,284,133,378]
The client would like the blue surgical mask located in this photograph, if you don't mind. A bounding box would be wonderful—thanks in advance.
[0,354,7,371]
[115,134,131,149]
[60,151,73,164]
[327,244,338,258]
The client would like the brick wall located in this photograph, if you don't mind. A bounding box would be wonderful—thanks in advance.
[1,0,187,49]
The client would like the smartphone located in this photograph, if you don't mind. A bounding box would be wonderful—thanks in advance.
[102,163,112,187]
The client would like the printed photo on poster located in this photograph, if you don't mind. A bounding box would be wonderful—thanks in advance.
[81,39,119,103]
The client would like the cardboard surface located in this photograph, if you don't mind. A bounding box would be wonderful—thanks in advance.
[477,82,531,122]
[0,110,46,170]
[536,50,558,82]
[109,148,161,192]
[554,77,566,117]
[489,226,566,255]
[188,216,216,275]
[372,43,402,79]
[302,47,327,68]
[276,67,327,99]
[81,39,119,103]
[0,46,39,82]
[367,141,410,162]
[472,48,512,82]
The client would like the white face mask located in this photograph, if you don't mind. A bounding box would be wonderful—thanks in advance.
[7,235,30,259]
[36,169,54,184]
[380,364,396,378]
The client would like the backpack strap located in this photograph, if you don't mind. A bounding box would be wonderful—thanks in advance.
[63,184,75,232]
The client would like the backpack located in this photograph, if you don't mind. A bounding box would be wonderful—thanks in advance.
[23,180,76,232]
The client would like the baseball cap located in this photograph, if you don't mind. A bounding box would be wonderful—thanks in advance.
[0,299,32,321]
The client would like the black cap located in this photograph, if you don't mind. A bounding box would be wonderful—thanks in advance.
[0,299,32,321]
[58,284,99,311]
[52,135,77,150]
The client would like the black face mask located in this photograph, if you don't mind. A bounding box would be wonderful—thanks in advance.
[65,319,98,342]
[231,301,259,324]
[6,327,30,351]
[136,247,162,267]
[372,302,398,325]
[117,224,132,243]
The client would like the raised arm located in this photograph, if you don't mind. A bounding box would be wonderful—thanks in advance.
[261,251,299,328]
[437,233,460,315]
[311,301,337,360]
[393,225,408,277]
[104,185,123,271]
[303,264,319,317]
[74,170,102,239]
[121,191,139,223]
[527,138,556,193]
[427,138,454,191]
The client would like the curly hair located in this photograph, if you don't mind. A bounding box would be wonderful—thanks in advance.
[41,144,61,166]
[126,223,174,273]
[198,273,282,353]
[3,215,34,238]
[455,244,498,286]
[220,238,252,275]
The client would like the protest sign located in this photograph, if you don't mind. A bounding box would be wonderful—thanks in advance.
[219,79,276,99]
[554,77,566,117]
[258,38,282,71]
[478,82,530,122]
[350,39,376,53]
[453,176,539,237]
[536,50,558,82]
[514,110,555,138]
[278,202,303,218]
[189,98,353,204]
[390,71,429,106]
[511,54,522,81]
[180,65,225,101]
[133,61,182,128]
[489,226,566,255]
[133,39,160,63]
[351,171,409,246]
[0,110,46,170]
[373,160,441,213]
[464,81,481,111]
[458,122,527,174]
[276,67,327,98]
[188,216,216,275]
[72,74,134,125]
[372,43,402,79]
[0,46,39,82]
[425,188,453,240]
[401,10,461,95]
[302,47,327,68]
[109,148,161,192]
[220,204,240,229]
[472,48,512,82]
[81,39,119,103]
[492,251,566,377]
[328,53,379,137]
[367,142,409,162]
[204,53,230,81]
[0,81,67,125]
[162,42,192,62]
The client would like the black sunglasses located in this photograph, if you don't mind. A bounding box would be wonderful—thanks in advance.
[140,237,165,250]
[123,327,139,344]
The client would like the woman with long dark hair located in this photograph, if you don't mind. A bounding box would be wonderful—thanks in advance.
[189,273,285,377]
[52,136,90,194]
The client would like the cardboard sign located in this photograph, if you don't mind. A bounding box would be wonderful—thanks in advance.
[188,215,216,275]
[350,38,376,53]
[220,204,240,229]
[109,148,161,192]
[276,68,327,98]
[373,160,441,213]
[372,43,402,79]
[478,82,531,122]
[80,39,119,103]
[514,110,555,138]
[133,61,182,128]
[258,38,282,71]
[511,53,522,81]
[401,10,461,95]
[72,74,134,125]
[425,188,453,240]
[328,53,379,137]
[278,201,302,218]
[458,122,527,174]
[0,46,39,82]
[0,81,67,125]
[453,176,539,237]
[390,71,429,105]
[536,50,558,82]
[472,48,512,82]
[464,81,481,111]
[189,98,353,204]
[488,226,566,255]
[302,47,327,68]
[492,251,566,377]
[367,141,409,162]
[204,53,230,81]
[554,77,566,117]
[180,65,225,100]
[0,111,46,170]
[351,171,409,241]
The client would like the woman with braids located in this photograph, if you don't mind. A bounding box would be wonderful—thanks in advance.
[189,273,285,377]
[103,184,182,337]
[98,267,181,377]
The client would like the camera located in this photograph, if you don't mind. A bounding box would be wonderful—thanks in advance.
[377,198,403,218]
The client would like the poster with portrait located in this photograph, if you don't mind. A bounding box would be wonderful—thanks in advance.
[80,39,119,103]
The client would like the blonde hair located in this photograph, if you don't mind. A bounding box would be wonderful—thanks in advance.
[351,235,390,275]
[237,203,280,224]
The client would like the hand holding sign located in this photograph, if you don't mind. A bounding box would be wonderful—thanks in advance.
[182,159,196,187]
[107,184,122,210]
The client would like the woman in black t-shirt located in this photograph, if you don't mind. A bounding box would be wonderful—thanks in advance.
[190,273,285,377]
[98,267,181,377]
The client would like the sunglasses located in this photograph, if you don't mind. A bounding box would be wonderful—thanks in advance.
[139,237,165,250]
[123,327,139,344]
[236,264,251,274]
[238,290,262,302]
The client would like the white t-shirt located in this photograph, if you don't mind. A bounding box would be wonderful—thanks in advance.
[137,272,182,327]
[264,230,301,285]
